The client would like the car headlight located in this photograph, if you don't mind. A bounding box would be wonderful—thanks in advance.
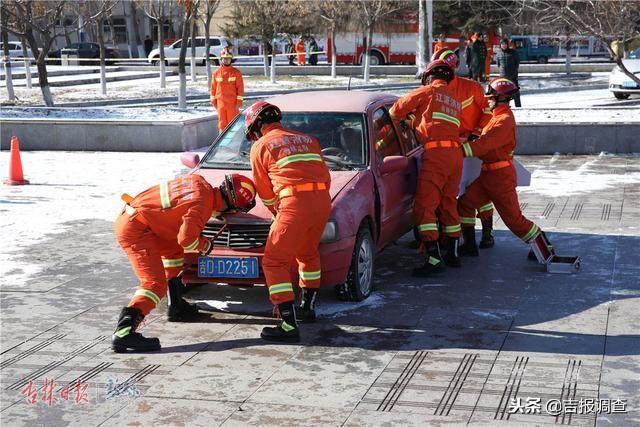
[320,220,338,243]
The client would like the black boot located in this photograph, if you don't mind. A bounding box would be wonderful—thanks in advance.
[167,277,199,322]
[443,237,462,267]
[479,218,495,249]
[111,307,160,353]
[412,241,445,277]
[459,227,479,257]
[298,288,317,323]
[261,301,300,343]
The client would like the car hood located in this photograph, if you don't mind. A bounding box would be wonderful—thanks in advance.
[193,168,360,221]
[620,58,640,73]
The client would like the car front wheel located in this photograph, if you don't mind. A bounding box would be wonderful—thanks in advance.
[614,92,630,100]
[335,224,374,301]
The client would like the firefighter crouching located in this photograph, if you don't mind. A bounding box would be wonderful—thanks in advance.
[457,78,553,258]
[210,47,244,131]
[112,173,257,353]
[245,101,331,343]
[389,59,463,276]
[432,48,496,249]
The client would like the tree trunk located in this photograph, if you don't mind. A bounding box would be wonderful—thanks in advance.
[330,25,337,79]
[426,0,434,60]
[270,36,277,83]
[178,11,191,111]
[24,28,54,106]
[363,24,373,83]
[125,0,138,58]
[564,37,572,75]
[108,17,116,45]
[130,1,145,57]
[97,21,107,95]
[204,15,212,88]
[1,19,15,101]
[21,37,32,89]
[262,40,269,77]
[190,12,197,82]
[416,0,428,76]
[63,23,72,45]
[157,18,166,89]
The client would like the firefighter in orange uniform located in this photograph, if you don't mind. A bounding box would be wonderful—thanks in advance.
[245,101,331,342]
[210,47,244,131]
[111,173,257,352]
[295,37,306,66]
[457,78,553,257]
[389,60,463,276]
[431,48,495,250]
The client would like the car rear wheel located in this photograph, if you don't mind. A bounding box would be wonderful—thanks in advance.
[335,224,374,301]
[614,92,630,100]
[537,56,548,64]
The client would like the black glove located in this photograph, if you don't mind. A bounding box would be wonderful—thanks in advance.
[467,134,480,141]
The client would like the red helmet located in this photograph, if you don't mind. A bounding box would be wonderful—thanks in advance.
[430,48,458,70]
[421,59,455,85]
[220,47,233,59]
[220,173,257,212]
[485,77,519,97]
[244,101,282,142]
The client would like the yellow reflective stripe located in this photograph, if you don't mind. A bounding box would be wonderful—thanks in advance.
[375,139,386,150]
[269,282,293,295]
[275,153,322,168]
[418,223,438,232]
[281,321,296,332]
[236,96,244,100]
[162,258,184,268]
[432,111,460,127]
[462,142,473,157]
[478,202,494,213]
[483,108,492,114]
[299,270,321,280]
[134,289,161,305]
[215,77,223,82]
[114,326,131,338]
[262,196,277,206]
[183,238,199,251]
[460,217,476,224]
[443,224,461,233]
[428,256,441,266]
[438,49,455,60]
[159,182,171,209]
[461,96,474,109]
[522,224,540,243]
[240,181,256,197]
[228,76,236,82]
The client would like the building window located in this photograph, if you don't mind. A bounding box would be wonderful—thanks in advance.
[104,17,127,44]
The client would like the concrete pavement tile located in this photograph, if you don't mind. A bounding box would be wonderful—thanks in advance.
[605,298,640,336]
[223,402,349,426]
[401,326,507,352]
[345,408,470,426]
[102,396,238,426]
[310,324,414,352]
[513,302,609,335]
[501,328,605,357]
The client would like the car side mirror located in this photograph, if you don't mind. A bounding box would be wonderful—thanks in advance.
[379,155,408,175]
[180,152,200,169]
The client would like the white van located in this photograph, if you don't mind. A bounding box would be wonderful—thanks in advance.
[147,36,233,66]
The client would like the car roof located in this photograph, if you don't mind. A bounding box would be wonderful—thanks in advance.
[266,90,398,113]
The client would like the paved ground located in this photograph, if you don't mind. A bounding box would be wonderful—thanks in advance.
[1,155,638,426]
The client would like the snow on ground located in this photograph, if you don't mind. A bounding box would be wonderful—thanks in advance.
[513,106,640,123]
[0,152,185,286]
[0,106,214,121]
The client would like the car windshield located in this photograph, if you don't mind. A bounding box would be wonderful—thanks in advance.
[628,47,640,59]
[200,112,367,171]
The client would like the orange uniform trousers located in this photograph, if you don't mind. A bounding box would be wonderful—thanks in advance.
[263,190,331,305]
[115,212,184,316]
[415,144,463,242]
[216,102,239,131]
[458,164,540,243]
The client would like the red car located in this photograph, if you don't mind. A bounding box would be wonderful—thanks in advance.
[179,90,425,301]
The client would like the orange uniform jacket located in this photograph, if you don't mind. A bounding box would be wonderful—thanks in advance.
[295,40,305,54]
[448,75,492,137]
[389,80,461,143]
[250,123,331,210]
[461,104,516,162]
[210,65,244,108]
[129,174,223,253]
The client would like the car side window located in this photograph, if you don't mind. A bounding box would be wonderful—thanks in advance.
[173,40,182,49]
[387,104,420,154]
[211,39,221,46]
[372,107,402,165]
[196,38,205,47]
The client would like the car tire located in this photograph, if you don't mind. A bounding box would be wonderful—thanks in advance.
[334,224,375,302]
[614,92,630,100]
[359,51,385,66]
[537,56,548,64]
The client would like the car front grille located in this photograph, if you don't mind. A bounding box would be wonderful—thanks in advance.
[201,222,271,249]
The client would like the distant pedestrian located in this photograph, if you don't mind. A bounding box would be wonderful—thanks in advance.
[285,36,295,65]
[144,36,153,58]
[308,37,319,66]
[295,37,306,66]
[495,38,521,107]
[470,33,487,82]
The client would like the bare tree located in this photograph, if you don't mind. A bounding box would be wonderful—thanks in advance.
[1,7,16,102]
[21,35,32,89]
[177,0,195,110]
[82,1,117,96]
[318,0,352,79]
[1,0,67,107]
[189,0,199,82]
[139,0,175,88]
[198,0,221,88]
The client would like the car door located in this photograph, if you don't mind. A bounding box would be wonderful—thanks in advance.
[370,106,413,248]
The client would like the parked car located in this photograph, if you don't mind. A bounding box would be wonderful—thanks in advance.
[511,36,558,64]
[0,41,33,62]
[609,47,640,100]
[48,42,120,65]
[147,36,233,66]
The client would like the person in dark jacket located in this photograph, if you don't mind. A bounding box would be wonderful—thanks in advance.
[470,33,487,82]
[144,36,153,58]
[308,37,319,65]
[495,38,521,107]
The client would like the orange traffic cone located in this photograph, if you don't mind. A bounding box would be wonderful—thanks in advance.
[4,135,29,185]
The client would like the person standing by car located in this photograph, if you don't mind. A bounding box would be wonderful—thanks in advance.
[389,60,463,276]
[210,47,244,131]
[495,38,521,107]
[111,173,257,352]
[245,101,331,342]
[144,35,153,58]
[457,78,551,257]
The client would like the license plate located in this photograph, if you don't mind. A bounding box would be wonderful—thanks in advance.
[198,256,259,279]
[622,81,637,88]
